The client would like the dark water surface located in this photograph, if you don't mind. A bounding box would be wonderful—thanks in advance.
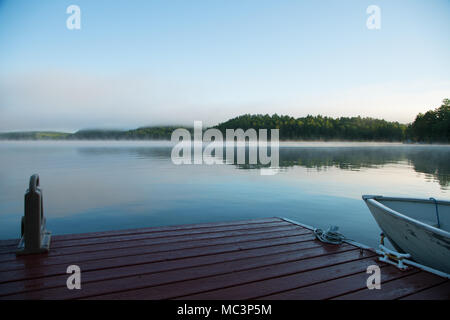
[1,141,449,248]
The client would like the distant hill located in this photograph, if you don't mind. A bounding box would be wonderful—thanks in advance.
[1,99,448,142]
[0,127,193,141]
[0,131,71,140]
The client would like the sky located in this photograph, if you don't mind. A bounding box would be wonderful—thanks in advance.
[0,0,449,132]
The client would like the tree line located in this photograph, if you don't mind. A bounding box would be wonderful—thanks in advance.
[409,99,450,142]
[215,99,449,142]
[216,114,406,141]
[0,99,448,142]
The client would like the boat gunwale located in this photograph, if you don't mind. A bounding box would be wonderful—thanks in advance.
[362,195,450,237]
[362,195,450,206]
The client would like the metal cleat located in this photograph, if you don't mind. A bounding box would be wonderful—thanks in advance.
[16,174,51,255]
[377,244,411,270]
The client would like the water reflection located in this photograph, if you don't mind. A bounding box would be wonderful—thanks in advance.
[1,141,449,245]
[276,146,450,189]
[77,144,450,189]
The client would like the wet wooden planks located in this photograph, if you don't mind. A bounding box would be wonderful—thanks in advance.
[0,217,448,300]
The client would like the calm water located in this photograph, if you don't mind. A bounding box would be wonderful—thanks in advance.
[1,141,449,248]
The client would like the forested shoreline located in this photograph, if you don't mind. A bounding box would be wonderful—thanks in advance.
[1,99,448,142]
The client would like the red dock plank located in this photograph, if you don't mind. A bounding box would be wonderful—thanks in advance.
[0,217,447,300]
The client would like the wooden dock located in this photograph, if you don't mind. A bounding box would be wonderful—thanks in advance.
[0,217,448,300]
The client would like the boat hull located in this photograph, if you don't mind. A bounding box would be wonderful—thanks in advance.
[363,197,450,274]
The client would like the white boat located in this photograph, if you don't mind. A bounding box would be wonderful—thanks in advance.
[362,195,450,274]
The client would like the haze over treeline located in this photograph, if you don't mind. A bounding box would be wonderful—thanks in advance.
[1,99,449,143]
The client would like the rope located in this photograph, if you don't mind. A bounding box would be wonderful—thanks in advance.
[313,225,346,245]
[429,197,441,228]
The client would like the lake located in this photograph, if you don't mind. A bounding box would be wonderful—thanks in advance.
[0,141,449,249]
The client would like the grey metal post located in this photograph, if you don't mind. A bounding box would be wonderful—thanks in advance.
[17,174,51,255]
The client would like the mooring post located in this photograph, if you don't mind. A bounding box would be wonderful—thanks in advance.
[16,174,51,255]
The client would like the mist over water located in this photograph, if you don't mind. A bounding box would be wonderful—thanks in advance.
[0,141,449,248]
